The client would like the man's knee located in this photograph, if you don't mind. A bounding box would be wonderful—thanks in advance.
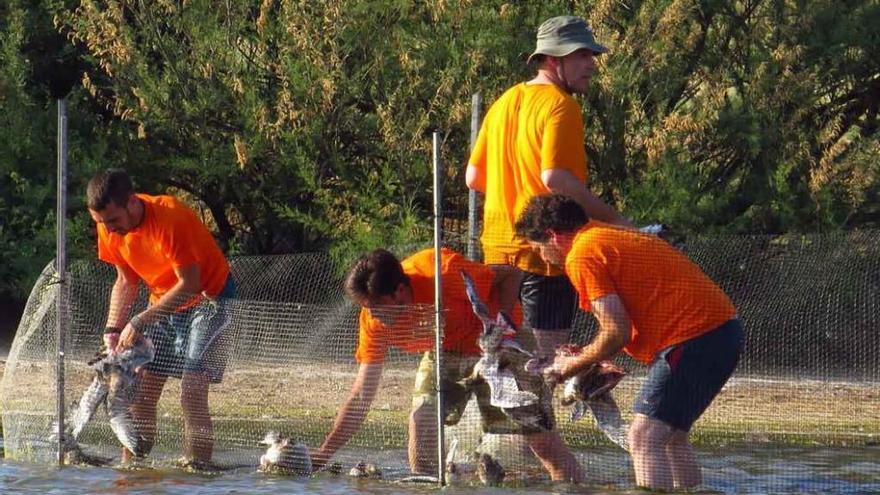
[133,371,166,406]
[410,397,439,435]
[525,431,582,482]
[666,429,690,449]
[670,428,689,441]
[181,371,208,389]
[410,398,433,423]
[629,414,675,455]
[525,430,557,450]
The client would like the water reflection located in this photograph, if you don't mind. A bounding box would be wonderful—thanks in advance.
[1,441,878,494]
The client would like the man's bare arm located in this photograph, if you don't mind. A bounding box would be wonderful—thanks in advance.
[465,164,486,193]
[106,264,140,329]
[312,363,383,469]
[541,168,634,227]
[117,263,201,349]
[550,294,630,380]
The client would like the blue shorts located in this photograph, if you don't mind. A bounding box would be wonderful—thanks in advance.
[633,319,744,431]
[520,272,577,330]
[143,276,236,384]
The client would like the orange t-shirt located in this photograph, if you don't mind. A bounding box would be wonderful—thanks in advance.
[565,221,736,364]
[97,194,231,306]
[468,82,588,276]
[355,248,515,364]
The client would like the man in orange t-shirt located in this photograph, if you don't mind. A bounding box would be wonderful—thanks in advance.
[465,15,632,360]
[312,248,582,481]
[515,193,744,491]
[87,169,235,468]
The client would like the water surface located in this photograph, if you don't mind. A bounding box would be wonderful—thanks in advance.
[1,440,878,494]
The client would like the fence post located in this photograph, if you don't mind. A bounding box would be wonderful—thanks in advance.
[467,93,483,262]
[55,98,68,467]
[431,131,446,485]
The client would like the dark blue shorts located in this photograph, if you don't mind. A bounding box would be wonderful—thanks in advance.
[519,272,577,330]
[144,276,236,384]
[633,319,744,431]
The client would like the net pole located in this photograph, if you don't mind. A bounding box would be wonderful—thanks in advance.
[55,98,69,467]
[466,93,482,262]
[432,130,446,486]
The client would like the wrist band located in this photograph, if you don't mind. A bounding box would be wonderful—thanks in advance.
[104,326,122,335]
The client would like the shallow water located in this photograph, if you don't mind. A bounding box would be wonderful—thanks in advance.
[1,440,879,494]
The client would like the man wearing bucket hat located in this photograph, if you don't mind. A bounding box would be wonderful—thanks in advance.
[464,14,632,484]
[466,16,632,379]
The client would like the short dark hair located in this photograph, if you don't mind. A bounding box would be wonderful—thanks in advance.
[344,249,411,303]
[87,169,134,210]
[515,193,589,242]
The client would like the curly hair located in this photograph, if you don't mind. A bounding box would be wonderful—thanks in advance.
[87,168,134,211]
[514,193,589,242]
[344,249,411,303]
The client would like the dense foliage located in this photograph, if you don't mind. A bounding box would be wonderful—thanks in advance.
[1,0,878,302]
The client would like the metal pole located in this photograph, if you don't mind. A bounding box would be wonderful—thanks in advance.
[467,93,483,262]
[431,131,446,486]
[55,98,68,467]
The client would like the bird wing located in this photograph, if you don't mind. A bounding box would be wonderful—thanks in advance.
[587,395,629,452]
[483,364,539,409]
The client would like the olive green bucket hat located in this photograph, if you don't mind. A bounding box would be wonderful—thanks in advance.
[527,15,608,64]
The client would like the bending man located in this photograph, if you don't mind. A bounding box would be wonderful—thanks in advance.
[515,193,744,490]
[88,169,235,467]
[312,247,582,481]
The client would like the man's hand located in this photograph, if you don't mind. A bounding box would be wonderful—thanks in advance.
[102,325,122,353]
[115,321,142,352]
[543,353,586,386]
[102,331,120,354]
[313,363,382,471]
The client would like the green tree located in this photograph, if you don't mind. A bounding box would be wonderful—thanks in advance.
[582,0,880,232]
[57,0,576,262]
[0,0,102,300]
[2,0,878,301]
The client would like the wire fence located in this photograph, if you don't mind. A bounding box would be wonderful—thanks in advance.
[1,228,879,490]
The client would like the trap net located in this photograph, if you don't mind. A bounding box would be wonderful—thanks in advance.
[1,229,879,491]
[1,253,431,474]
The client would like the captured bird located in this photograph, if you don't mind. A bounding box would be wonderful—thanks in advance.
[54,337,154,462]
[444,436,481,484]
[527,346,629,451]
[102,339,155,456]
[348,460,382,478]
[47,425,111,467]
[457,270,555,431]
[394,436,472,484]
[475,451,505,486]
[562,359,628,451]
[458,270,538,409]
[560,357,626,412]
[444,437,464,484]
[258,431,312,475]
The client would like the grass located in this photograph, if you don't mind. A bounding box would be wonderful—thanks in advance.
[2,360,879,452]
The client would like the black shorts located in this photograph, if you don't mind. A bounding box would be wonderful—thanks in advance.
[633,319,745,431]
[520,272,577,330]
